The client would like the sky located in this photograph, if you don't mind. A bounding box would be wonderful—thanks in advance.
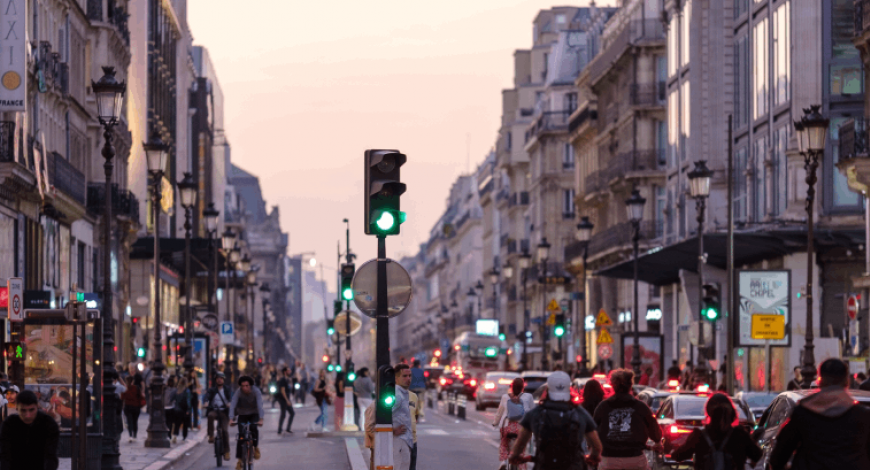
[187,0,615,285]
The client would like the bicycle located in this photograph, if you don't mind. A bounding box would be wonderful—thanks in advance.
[237,422,257,470]
[212,411,229,467]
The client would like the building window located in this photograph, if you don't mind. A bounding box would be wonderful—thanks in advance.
[563,189,575,218]
[564,92,577,114]
[753,18,769,119]
[753,136,768,221]
[563,143,575,170]
[681,82,690,162]
[735,31,750,128]
[681,0,691,68]
[506,131,512,151]
[655,186,666,236]
[556,14,566,24]
[735,0,748,18]
[734,147,748,222]
[830,117,863,208]
[772,126,788,216]
[668,89,679,167]
[668,18,678,77]
[656,120,667,168]
[666,187,675,240]
[773,2,790,106]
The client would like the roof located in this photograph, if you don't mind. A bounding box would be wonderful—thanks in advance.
[229,164,267,224]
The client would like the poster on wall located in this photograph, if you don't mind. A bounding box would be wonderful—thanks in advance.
[737,270,791,347]
[621,333,664,383]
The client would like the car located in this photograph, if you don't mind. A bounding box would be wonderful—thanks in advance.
[445,370,481,399]
[437,370,461,397]
[636,389,673,413]
[423,366,445,390]
[734,391,778,420]
[650,393,755,470]
[475,372,520,411]
[572,374,614,398]
[751,389,870,470]
[521,371,551,398]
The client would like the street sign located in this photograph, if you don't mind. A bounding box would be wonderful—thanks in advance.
[8,278,23,322]
[597,329,614,344]
[750,314,785,340]
[847,294,859,320]
[220,321,234,345]
[351,258,412,318]
[200,313,219,331]
[595,309,612,327]
[334,310,363,336]
[598,343,613,360]
[546,313,556,326]
[547,299,561,313]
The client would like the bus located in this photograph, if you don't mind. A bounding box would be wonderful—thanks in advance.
[450,332,503,373]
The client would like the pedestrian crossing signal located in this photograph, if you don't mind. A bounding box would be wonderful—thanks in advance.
[137,347,146,358]
[377,365,396,422]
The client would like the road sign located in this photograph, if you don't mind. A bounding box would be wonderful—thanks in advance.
[220,321,234,345]
[200,313,219,331]
[351,258,412,318]
[546,313,556,326]
[8,278,22,322]
[847,294,859,320]
[595,309,612,327]
[597,329,614,344]
[598,343,613,360]
[750,314,785,340]
[334,310,363,336]
[547,299,561,313]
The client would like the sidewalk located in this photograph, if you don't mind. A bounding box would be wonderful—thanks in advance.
[58,412,207,470]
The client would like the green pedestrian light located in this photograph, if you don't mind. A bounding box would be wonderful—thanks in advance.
[347,371,356,382]
[498,333,506,341]
[376,211,395,231]
[383,395,395,406]
[327,319,335,336]
[327,364,335,372]
[703,307,719,321]
[76,292,85,302]
[554,325,565,337]
[137,347,146,358]
[484,346,498,358]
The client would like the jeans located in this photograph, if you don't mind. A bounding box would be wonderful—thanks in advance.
[235,414,259,459]
[173,410,190,440]
[123,405,140,438]
[278,399,295,431]
[314,401,328,427]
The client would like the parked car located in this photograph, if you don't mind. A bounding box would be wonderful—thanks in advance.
[423,366,445,390]
[475,371,520,411]
[751,389,870,470]
[734,391,778,420]
[521,371,551,398]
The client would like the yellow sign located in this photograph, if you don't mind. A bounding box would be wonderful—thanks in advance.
[751,314,786,340]
[547,299,561,313]
[546,313,556,326]
[597,329,614,344]
[595,309,613,327]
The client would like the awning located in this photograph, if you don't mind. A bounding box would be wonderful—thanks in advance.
[593,230,830,286]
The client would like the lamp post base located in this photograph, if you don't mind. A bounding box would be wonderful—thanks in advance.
[144,371,171,448]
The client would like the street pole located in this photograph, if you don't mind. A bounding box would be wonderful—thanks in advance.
[182,198,194,376]
[224,251,231,377]
[726,115,736,394]
[580,246,589,376]
[521,261,529,371]
[631,222,641,378]
[374,235,393,469]
[695,196,708,382]
[342,219,358,431]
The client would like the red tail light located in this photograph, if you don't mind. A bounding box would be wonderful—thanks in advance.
[466,379,477,387]
[483,382,496,390]
[667,379,679,388]
[440,378,447,386]
[669,425,692,435]
[696,384,710,394]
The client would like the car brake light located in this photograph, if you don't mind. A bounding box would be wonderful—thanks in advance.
[424,371,429,377]
[469,379,477,387]
[572,394,581,404]
[669,425,692,435]
[440,378,447,386]
[497,378,513,385]
[484,382,496,390]
[696,384,710,394]
[593,373,606,380]
[667,379,679,388]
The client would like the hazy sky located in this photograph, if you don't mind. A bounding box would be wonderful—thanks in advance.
[187,0,614,285]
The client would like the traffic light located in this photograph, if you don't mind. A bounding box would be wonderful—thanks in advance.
[554,314,565,337]
[333,300,342,315]
[498,326,506,342]
[484,346,498,358]
[364,150,407,236]
[346,362,356,382]
[137,347,146,358]
[335,364,343,373]
[322,354,330,363]
[327,363,335,372]
[376,365,396,423]
[701,283,721,322]
[340,263,355,301]
[326,319,335,336]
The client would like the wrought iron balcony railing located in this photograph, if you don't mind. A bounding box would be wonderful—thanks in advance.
[588,220,664,255]
[839,118,868,160]
[629,82,666,106]
[49,152,85,205]
[605,150,665,182]
[509,191,529,207]
[87,183,141,223]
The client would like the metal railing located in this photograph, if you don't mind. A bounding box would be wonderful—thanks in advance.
[108,0,131,45]
[49,152,86,205]
[525,111,571,142]
[588,220,664,255]
[88,183,141,223]
[839,118,868,160]
[630,82,666,106]
[0,122,14,162]
[569,106,597,133]
[87,0,102,20]
[564,240,588,262]
[588,19,665,83]
[478,178,493,197]
[585,169,608,195]
[605,150,665,182]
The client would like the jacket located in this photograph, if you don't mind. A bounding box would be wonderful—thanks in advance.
[205,385,233,410]
[769,386,870,470]
[0,411,60,470]
[121,384,143,407]
[592,392,661,458]
[229,386,264,420]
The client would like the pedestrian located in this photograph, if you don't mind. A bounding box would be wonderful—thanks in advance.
[0,390,59,470]
[204,372,232,462]
[187,370,201,430]
[407,377,425,470]
[493,377,534,470]
[666,360,681,381]
[638,367,652,386]
[391,364,414,470]
[787,366,803,390]
[309,369,329,432]
[164,375,177,438]
[172,377,192,443]
[229,376,264,470]
[276,367,295,434]
[298,362,310,405]
[581,379,605,417]
[593,369,662,470]
[120,376,144,442]
[409,360,426,395]
[355,368,374,430]
[508,371,602,470]
[770,358,870,470]
[670,393,762,470]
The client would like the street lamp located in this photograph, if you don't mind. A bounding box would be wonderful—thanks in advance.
[575,216,595,376]
[246,269,258,369]
[688,160,713,382]
[203,203,220,322]
[519,250,532,370]
[794,105,829,388]
[143,132,171,448]
[229,247,241,380]
[241,253,252,273]
[625,189,646,379]
[537,237,551,370]
[92,65,126,469]
[220,229,235,380]
[259,283,271,363]
[178,172,197,376]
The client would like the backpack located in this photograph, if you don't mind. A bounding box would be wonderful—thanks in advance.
[174,389,190,413]
[700,428,733,470]
[532,401,585,470]
[506,396,525,422]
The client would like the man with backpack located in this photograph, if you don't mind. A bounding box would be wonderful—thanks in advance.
[509,371,602,470]
[593,369,662,470]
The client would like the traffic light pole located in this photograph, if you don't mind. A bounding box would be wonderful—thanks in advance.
[374,235,393,469]
[341,221,358,431]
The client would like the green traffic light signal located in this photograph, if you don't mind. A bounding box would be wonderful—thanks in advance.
[498,333,506,341]
[335,364,343,372]
[376,211,395,231]
[347,371,356,382]
[137,347,146,358]
[554,325,565,337]
[76,292,85,302]
[703,307,719,321]
[327,327,335,335]
[383,394,395,406]
[342,287,354,301]
[484,346,498,358]
[327,364,335,372]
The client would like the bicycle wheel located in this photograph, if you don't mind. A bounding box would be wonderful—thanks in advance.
[214,435,222,467]
[243,442,252,470]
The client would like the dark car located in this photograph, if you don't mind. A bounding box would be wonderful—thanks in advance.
[636,389,673,413]
[521,371,551,398]
[752,389,870,470]
[445,370,481,399]
[650,393,755,470]
[734,391,778,420]
[423,366,444,390]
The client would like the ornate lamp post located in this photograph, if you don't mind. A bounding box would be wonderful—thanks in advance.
[178,173,197,375]
[625,189,646,378]
[537,238,551,370]
[144,132,171,448]
[575,216,594,377]
[688,161,713,381]
[92,65,126,470]
[246,268,258,369]
[203,203,220,316]
[794,105,829,388]
[518,249,532,370]
[228,246,241,382]
[489,267,500,321]
[259,283,271,362]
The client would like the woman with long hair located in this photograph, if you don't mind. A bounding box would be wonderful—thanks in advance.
[493,377,534,470]
[309,369,329,432]
[120,376,143,442]
[171,377,192,443]
[671,393,762,470]
[581,379,605,417]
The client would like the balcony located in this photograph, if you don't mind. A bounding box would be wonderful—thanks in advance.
[629,82,666,107]
[588,20,665,84]
[857,0,870,36]
[87,183,141,223]
[48,152,85,205]
[509,191,529,207]
[588,220,664,255]
[478,177,494,197]
[108,0,131,45]
[562,161,575,170]
[0,122,14,162]
[605,150,665,182]
[839,118,868,160]
[569,106,597,133]
[584,170,608,196]
[525,111,571,143]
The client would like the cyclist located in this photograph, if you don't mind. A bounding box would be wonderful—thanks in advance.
[229,375,264,470]
[204,372,232,462]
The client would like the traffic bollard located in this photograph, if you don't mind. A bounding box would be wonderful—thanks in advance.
[427,390,434,409]
[457,394,466,420]
[448,393,455,415]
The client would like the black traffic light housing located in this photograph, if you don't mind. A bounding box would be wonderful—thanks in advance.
[340,263,355,301]
[376,364,396,424]
[701,283,721,322]
[326,319,335,336]
[346,361,356,382]
[554,314,566,337]
[333,300,342,315]
[364,149,406,236]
